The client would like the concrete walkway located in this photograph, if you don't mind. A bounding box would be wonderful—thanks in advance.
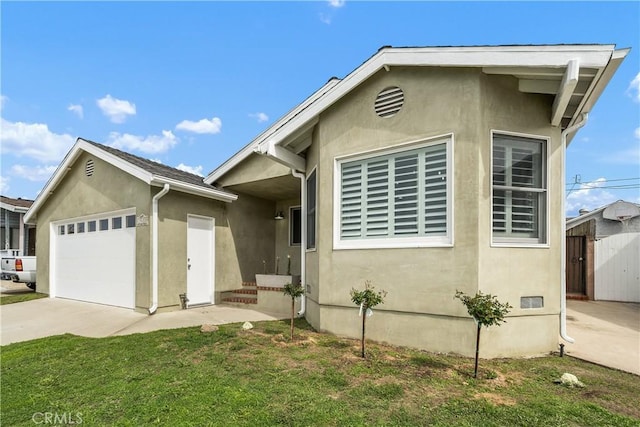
[565,300,640,376]
[1,296,283,346]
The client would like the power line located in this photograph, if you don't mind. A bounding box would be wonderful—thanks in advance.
[565,177,640,187]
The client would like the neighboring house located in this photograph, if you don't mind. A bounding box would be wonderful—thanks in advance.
[25,44,629,358]
[1,195,35,257]
[566,200,640,303]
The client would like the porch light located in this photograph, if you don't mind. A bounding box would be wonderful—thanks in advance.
[274,211,285,220]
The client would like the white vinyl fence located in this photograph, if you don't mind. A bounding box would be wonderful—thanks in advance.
[594,232,640,302]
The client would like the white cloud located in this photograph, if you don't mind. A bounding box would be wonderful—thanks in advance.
[175,117,222,134]
[175,163,204,177]
[0,176,9,194]
[329,0,345,7]
[635,127,640,139]
[249,112,269,123]
[566,177,618,215]
[96,94,136,123]
[0,118,75,162]
[106,130,178,154]
[0,95,8,110]
[68,104,84,119]
[628,72,640,102]
[10,164,58,182]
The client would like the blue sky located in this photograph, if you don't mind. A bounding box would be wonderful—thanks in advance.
[1,1,638,216]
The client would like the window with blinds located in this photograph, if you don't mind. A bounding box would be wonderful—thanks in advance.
[336,136,451,248]
[492,133,546,244]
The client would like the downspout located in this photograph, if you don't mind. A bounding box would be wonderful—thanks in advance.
[559,113,588,343]
[149,184,170,314]
[291,169,306,316]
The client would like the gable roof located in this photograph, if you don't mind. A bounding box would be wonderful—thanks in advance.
[0,195,34,213]
[24,138,237,224]
[205,44,629,184]
[82,139,214,190]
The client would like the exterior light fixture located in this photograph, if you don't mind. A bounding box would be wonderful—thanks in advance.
[274,211,285,220]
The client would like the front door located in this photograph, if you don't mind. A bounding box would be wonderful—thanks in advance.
[566,236,586,296]
[187,215,214,306]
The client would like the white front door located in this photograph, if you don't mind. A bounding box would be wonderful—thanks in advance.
[187,215,214,306]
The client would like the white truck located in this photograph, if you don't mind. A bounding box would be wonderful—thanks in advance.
[1,256,37,290]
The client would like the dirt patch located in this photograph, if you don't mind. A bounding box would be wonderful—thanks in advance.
[474,392,517,406]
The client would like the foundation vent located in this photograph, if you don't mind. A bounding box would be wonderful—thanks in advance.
[85,159,95,177]
[520,296,543,309]
[374,86,404,118]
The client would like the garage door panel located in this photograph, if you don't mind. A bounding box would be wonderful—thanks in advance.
[53,212,136,309]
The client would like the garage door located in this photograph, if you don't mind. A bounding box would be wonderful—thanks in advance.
[52,210,136,308]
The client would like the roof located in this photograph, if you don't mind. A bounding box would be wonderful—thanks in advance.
[82,139,214,190]
[567,200,640,229]
[205,44,629,184]
[0,195,34,213]
[24,138,237,224]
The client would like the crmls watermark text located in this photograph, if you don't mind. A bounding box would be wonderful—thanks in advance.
[32,412,83,425]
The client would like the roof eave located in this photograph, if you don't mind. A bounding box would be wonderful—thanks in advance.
[565,47,630,143]
[151,177,237,203]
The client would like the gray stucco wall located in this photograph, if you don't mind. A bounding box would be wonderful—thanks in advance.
[33,151,152,310]
[225,191,277,283]
[305,67,561,357]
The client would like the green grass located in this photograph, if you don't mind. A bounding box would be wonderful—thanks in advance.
[0,292,47,305]
[1,319,638,426]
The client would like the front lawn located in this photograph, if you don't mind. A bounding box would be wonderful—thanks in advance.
[0,292,47,305]
[1,319,638,426]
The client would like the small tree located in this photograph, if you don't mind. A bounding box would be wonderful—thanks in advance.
[455,290,512,378]
[283,282,304,340]
[350,281,387,358]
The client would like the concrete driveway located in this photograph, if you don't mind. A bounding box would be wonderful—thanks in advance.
[1,289,283,346]
[565,300,640,376]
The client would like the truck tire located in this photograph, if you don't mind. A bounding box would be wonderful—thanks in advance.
[26,283,36,290]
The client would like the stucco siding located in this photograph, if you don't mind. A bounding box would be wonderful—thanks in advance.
[314,67,482,319]
[34,151,152,310]
[304,66,561,356]
[217,153,293,188]
[225,191,277,284]
[155,190,229,310]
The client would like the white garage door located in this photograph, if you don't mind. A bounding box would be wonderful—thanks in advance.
[52,210,136,308]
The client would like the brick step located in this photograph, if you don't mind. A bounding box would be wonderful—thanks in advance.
[221,296,258,304]
[232,288,257,295]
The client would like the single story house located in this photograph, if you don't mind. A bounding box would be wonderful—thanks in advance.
[25,44,629,357]
[566,200,640,303]
[1,195,36,257]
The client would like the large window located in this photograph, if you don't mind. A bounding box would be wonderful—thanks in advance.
[335,136,452,249]
[492,133,547,245]
[306,170,317,249]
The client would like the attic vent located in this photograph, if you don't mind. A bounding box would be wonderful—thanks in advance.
[374,86,404,118]
[85,159,95,177]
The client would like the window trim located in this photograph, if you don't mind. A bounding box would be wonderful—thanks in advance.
[333,133,454,250]
[490,130,550,248]
[289,206,302,247]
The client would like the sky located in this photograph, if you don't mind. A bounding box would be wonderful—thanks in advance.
[1,1,638,216]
